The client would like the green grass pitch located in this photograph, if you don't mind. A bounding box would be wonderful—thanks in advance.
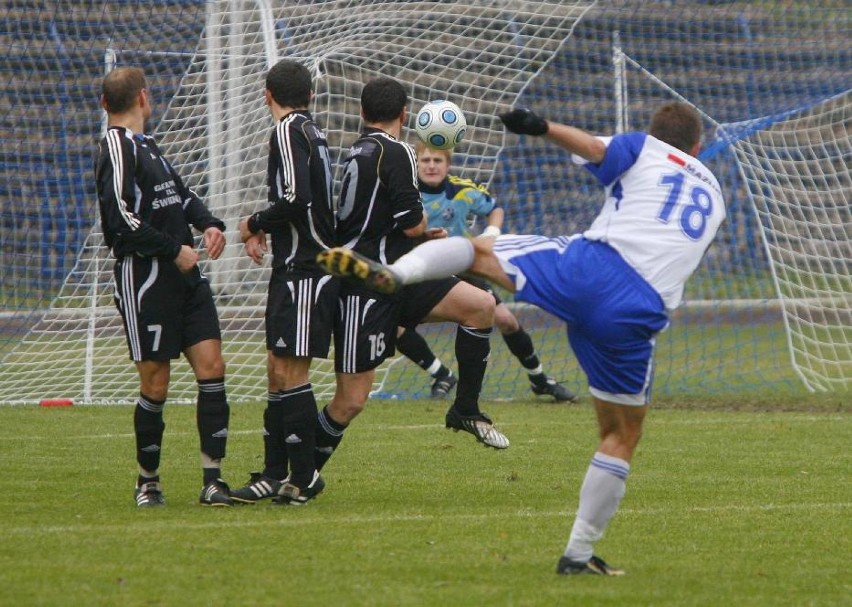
[0,395,848,606]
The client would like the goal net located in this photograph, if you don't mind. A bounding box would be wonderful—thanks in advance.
[732,92,851,392]
[1,1,849,404]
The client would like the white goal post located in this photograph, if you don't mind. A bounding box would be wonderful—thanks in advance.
[0,0,597,404]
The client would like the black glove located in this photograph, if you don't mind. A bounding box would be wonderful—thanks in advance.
[498,108,548,136]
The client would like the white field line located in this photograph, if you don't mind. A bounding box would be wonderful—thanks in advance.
[0,429,262,441]
[1,415,847,442]
[3,502,850,537]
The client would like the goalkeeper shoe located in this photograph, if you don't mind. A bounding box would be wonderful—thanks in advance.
[530,376,577,403]
[199,478,233,507]
[445,407,510,450]
[316,248,401,295]
[430,372,458,399]
[135,481,165,508]
[272,471,325,506]
[230,472,286,504]
[556,555,626,576]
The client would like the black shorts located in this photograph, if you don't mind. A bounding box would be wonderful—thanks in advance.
[266,269,339,358]
[334,284,401,373]
[460,275,502,305]
[398,277,459,328]
[114,256,221,362]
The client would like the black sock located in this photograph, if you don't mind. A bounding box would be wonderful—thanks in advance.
[280,384,319,488]
[502,327,541,370]
[134,394,165,475]
[202,468,221,485]
[262,391,288,480]
[452,325,492,416]
[315,405,347,472]
[396,327,437,371]
[197,377,229,460]
[137,474,159,487]
[432,365,452,379]
[529,372,550,387]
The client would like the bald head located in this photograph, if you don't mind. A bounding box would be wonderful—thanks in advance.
[102,67,147,114]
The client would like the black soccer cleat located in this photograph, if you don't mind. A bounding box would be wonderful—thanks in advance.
[199,478,233,507]
[230,472,286,504]
[316,247,401,294]
[430,372,458,399]
[445,407,509,449]
[556,555,626,576]
[272,471,325,506]
[531,376,577,403]
[135,481,165,508]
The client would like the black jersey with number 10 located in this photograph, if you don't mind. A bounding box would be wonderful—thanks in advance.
[335,127,424,264]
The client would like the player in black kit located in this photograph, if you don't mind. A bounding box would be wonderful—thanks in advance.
[231,59,338,505]
[95,67,232,507]
[314,77,509,473]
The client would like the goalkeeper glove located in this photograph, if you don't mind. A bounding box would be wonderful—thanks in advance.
[498,108,548,136]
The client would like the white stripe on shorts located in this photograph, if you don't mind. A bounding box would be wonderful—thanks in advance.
[120,258,142,361]
[341,295,360,373]
[491,234,577,291]
[296,277,312,357]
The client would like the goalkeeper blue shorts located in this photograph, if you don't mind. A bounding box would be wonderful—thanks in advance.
[493,235,668,404]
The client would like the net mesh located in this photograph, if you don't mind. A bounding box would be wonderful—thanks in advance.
[1,1,849,403]
[733,92,851,391]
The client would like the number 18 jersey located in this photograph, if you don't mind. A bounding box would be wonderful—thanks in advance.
[576,132,726,309]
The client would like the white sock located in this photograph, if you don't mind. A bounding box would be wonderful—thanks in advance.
[425,359,443,376]
[390,237,474,284]
[564,452,630,562]
[200,452,222,471]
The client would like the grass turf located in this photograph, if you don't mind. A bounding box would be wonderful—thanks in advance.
[0,396,849,606]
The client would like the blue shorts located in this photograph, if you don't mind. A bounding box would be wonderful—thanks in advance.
[493,236,668,404]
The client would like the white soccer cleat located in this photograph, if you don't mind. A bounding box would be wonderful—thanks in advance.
[445,408,510,449]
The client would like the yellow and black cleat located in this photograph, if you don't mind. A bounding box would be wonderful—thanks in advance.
[316,247,401,295]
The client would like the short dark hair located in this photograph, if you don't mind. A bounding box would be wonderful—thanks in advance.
[361,77,407,123]
[649,102,702,154]
[102,67,146,114]
[266,59,312,108]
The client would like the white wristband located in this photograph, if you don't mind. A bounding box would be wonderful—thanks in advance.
[480,225,501,238]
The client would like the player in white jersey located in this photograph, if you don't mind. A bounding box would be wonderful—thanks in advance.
[317,101,725,576]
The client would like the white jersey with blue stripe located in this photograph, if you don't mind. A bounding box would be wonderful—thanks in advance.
[575,132,726,309]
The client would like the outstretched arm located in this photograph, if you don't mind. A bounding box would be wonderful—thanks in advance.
[544,122,607,164]
[499,108,606,164]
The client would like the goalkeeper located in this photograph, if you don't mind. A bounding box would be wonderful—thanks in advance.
[396,142,576,403]
[319,102,726,575]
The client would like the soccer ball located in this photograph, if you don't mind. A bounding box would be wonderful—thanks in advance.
[414,100,467,150]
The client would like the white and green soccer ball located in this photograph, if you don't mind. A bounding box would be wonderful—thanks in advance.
[414,100,467,150]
